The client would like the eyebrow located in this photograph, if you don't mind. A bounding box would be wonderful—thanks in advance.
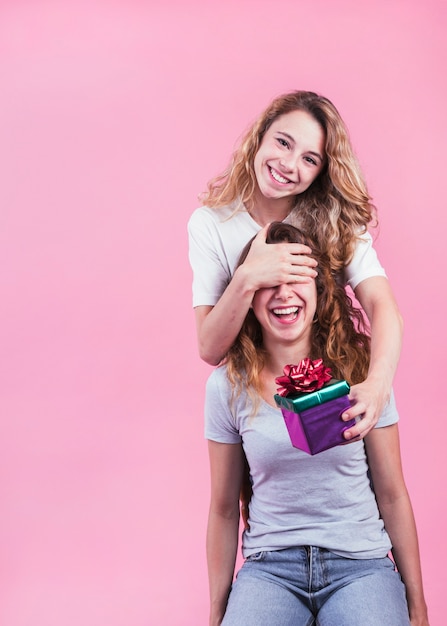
[278,132,324,162]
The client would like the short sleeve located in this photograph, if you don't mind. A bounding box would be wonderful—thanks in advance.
[204,368,242,443]
[188,208,232,308]
[344,232,387,291]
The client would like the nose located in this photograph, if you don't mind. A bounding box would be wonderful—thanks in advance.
[279,153,298,172]
[275,283,294,300]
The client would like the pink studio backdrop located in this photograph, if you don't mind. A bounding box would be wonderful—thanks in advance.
[0,1,445,624]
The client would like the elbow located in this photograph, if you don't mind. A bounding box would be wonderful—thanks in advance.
[201,351,223,366]
[195,307,225,365]
[199,346,222,366]
[209,500,241,522]
[199,345,223,366]
[375,486,410,512]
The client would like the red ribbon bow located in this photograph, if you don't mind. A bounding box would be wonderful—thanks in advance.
[275,358,332,397]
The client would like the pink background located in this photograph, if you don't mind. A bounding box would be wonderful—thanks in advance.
[0,1,445,624]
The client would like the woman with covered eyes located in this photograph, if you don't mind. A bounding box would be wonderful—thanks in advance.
[188,90,403,442]
[205,222,428,626]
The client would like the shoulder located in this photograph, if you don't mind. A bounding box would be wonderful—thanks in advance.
[206,366,253,418]
[206,365,239,407]
[206,364,231,394]
[188,205,216,225]
[188,203,242,230]
[188,206,216,237]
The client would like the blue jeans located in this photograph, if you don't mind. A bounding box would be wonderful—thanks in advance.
[222,546,410,626]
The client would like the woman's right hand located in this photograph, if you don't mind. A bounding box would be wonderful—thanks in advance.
[195,223,318,365]
[238,224,318,290]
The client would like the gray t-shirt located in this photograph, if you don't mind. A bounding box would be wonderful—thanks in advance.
[205,366,398,560]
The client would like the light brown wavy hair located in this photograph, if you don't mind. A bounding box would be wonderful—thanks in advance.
[201,90,376,272]
[224,223,371,409]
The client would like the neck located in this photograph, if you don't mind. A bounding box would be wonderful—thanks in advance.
[262,337,310,380]
[247,190,294,226]
[259,341,309,408]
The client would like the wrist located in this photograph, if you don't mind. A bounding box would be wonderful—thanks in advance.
[409,605,429,625]
[364,371,392,395]
[233,263,259,297]
[407,593,428,616]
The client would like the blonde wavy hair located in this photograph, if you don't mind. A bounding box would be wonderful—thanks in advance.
[224,223,371,410]
[201,91,376,272]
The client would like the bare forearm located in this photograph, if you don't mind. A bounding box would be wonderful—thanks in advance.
[367,302,403,392]
[197,266,257,365]
[356,277,403,391]
[206,510,240,625]
[379,495,428,622]
[366,427,429,624]
[342,281,404,439]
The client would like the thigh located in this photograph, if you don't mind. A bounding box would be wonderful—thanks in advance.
[316,557,410,626]
[222,551,315,626]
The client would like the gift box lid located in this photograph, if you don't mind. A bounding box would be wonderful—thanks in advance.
[274,379,350,412]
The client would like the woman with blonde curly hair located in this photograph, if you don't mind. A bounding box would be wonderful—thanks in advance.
[205,223,428,626]
[189,90,403,441]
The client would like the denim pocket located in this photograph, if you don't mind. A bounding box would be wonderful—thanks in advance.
[245,551,266,562]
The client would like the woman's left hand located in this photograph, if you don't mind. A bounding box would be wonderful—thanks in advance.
[341,377,390,441]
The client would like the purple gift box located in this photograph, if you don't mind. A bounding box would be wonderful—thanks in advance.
[274,380,355,455]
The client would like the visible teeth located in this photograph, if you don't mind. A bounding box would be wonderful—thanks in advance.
[270,168,290,184]
[273,307,298,315]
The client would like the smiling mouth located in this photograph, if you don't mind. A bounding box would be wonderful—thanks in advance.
[269,167,292,184]
[272,306,300,321]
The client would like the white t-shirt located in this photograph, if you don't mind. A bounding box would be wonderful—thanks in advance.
[188,204,387,308]
[205,365,398,560]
